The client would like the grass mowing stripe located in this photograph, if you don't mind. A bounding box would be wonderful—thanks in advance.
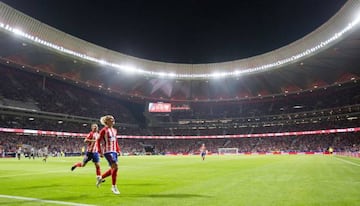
[0,170,64,178]
[0,194,96,206]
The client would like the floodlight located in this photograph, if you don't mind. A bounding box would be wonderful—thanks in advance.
[99,59,106,65]
[12,28,24,36]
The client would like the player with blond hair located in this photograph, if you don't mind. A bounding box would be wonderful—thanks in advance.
[71,123,103,184]
[96,115,121,195]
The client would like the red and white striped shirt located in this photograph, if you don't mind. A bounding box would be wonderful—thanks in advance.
[86,131,99,153]
[97,127,120,154]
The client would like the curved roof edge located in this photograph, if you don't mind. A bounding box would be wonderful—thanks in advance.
[0,1,359,79]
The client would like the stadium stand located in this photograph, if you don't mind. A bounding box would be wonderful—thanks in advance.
[0,63,359,156]
[0,65,138,124]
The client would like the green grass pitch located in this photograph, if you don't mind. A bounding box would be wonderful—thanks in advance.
[0,155,359,206]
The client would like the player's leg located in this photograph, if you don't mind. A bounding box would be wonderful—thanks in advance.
[109,152,120,194]
[92,152,105,184]
[97,153,113,187]
[92,152,101,176]
[71,152,91,171]
[83,152,93,167]
[98,152,120,194]
[43,154,47,162]
[94,162,106,186]
[110,162,120,195]
[101,153,117,179]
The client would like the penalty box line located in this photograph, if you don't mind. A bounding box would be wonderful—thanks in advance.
[0,194,96,206]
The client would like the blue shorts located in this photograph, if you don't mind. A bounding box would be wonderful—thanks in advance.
[83,152,100,164]
[201,152,206,157]
[104,152,118,166]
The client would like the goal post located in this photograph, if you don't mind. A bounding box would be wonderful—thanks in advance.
[218,148,239,155]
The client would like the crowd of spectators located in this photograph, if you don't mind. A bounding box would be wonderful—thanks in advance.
[146,118,359,136]
[170,82,360,120]
[0,66,138,124]
[0,133,83,157]
[1,110,358,137]
[1,132,359,157]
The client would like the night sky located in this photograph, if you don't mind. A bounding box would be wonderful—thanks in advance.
[1,0,347,64]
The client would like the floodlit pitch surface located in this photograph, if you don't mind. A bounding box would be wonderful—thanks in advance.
[0,155,359,206]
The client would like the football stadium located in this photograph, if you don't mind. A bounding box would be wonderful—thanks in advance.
[0,1,359,205]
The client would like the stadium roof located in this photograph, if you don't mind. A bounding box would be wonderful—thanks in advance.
[0,0,347,64]
[0,1,359,102]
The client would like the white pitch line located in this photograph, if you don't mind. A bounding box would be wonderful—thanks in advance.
[0,194,96,206]
[334,156,360,167]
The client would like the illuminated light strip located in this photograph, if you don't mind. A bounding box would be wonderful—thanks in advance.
[0,127,359,139]
[0,14,359,79]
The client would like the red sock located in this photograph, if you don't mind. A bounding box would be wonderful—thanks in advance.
[95,165,101,176]
[74,162,82,167]
[111,168,118,185]
[102,169,112,179]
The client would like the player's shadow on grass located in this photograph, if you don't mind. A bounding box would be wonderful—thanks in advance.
[121,183,165,186]
[55,194,91,201]
[125,193,211,198]
[19,184,61,189]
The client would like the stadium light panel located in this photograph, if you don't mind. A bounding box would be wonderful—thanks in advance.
[167,73,176,78]
[119,64,138,74]
[12,28,24,36]
[211,72,228,78]
[99,59,106,65]
[158,72,166,77]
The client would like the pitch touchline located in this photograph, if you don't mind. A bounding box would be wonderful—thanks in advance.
[334,156,360,167]
[0,194,96,206]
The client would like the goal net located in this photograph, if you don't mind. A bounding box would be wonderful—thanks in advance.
[218,148,239,155]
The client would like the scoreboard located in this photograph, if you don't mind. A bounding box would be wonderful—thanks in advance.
[148,102,172,113]
[148,102,191,113]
